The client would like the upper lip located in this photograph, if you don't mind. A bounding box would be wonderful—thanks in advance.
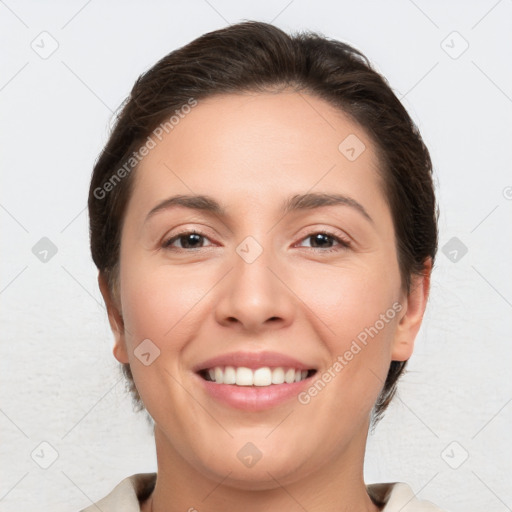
[192,351,316,372]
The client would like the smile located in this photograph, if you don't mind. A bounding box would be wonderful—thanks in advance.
[192,350,319,410]
[199,366,317,386]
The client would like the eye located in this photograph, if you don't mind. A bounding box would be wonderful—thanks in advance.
[162,230,214,250]
[162,229,351,253]
[296,230,351,253]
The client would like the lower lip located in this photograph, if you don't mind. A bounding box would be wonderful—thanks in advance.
[194,373,314,411]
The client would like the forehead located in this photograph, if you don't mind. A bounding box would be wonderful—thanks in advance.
[126,90,387,222]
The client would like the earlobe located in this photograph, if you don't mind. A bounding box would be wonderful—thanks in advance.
[391,258,432,362]
[97,271,130,364]
[112,342,130,364]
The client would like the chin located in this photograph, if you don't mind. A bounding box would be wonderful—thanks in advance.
[202,462,305,491]
[192,442,320,491]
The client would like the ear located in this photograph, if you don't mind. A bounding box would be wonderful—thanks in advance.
[391,258,432,361]
[98,271,129,364]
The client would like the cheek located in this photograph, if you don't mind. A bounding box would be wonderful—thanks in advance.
[299,260,400,340]
[291,265,401,439]
[297,260,401,398]
[117,260,214,419]
[120,261,212,347]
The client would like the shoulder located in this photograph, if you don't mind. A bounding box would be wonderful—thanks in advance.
[78,473,156,512]
[367,481,449,511]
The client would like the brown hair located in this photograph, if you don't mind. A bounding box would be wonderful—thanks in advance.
[88,20,438,425]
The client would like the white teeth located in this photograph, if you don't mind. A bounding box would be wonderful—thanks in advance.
[204,366,311,386]
[271,367,285,384]
[236,367,254,386]
[224,366,236,384]
[253,367,272,386]
[284,368,295,384]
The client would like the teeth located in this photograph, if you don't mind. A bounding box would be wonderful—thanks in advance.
[236,367,253,386]
[254,367,272,386]
[271,367,284,384]
[285,368,295,384]
[224,366,236,384]
[203,366,311,386]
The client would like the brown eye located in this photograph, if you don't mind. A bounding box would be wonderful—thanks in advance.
[163,231,213,250]
[297,231,351,253]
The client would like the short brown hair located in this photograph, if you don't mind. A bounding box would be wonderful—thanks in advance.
[88,20,438,425]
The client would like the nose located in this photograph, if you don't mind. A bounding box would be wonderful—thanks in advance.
[214,238,296,333]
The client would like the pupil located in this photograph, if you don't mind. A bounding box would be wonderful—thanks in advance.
[183,233,202,248]
[313,233,331,248]
[180,234,334,249]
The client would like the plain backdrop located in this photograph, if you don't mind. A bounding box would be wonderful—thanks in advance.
[1,1,511,511]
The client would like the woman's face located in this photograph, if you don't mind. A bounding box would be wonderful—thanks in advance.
[103,90,426,488]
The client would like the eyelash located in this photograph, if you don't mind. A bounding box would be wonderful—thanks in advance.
[162,229,351,253]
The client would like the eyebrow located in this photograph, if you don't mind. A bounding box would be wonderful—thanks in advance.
[144,192,374,224]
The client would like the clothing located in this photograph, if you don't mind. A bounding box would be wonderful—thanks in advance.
[79,472,447,511]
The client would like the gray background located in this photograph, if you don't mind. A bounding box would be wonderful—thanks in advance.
[1,1,511,511]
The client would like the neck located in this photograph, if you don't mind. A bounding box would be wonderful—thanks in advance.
[143,420,381,512]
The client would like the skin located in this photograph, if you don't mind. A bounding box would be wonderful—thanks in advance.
[98,90,431,512]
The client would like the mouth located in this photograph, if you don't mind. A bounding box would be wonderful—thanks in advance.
[192,351,319,410]
[197,366,318,386]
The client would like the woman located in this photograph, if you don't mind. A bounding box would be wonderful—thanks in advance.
[85,20,443,511]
